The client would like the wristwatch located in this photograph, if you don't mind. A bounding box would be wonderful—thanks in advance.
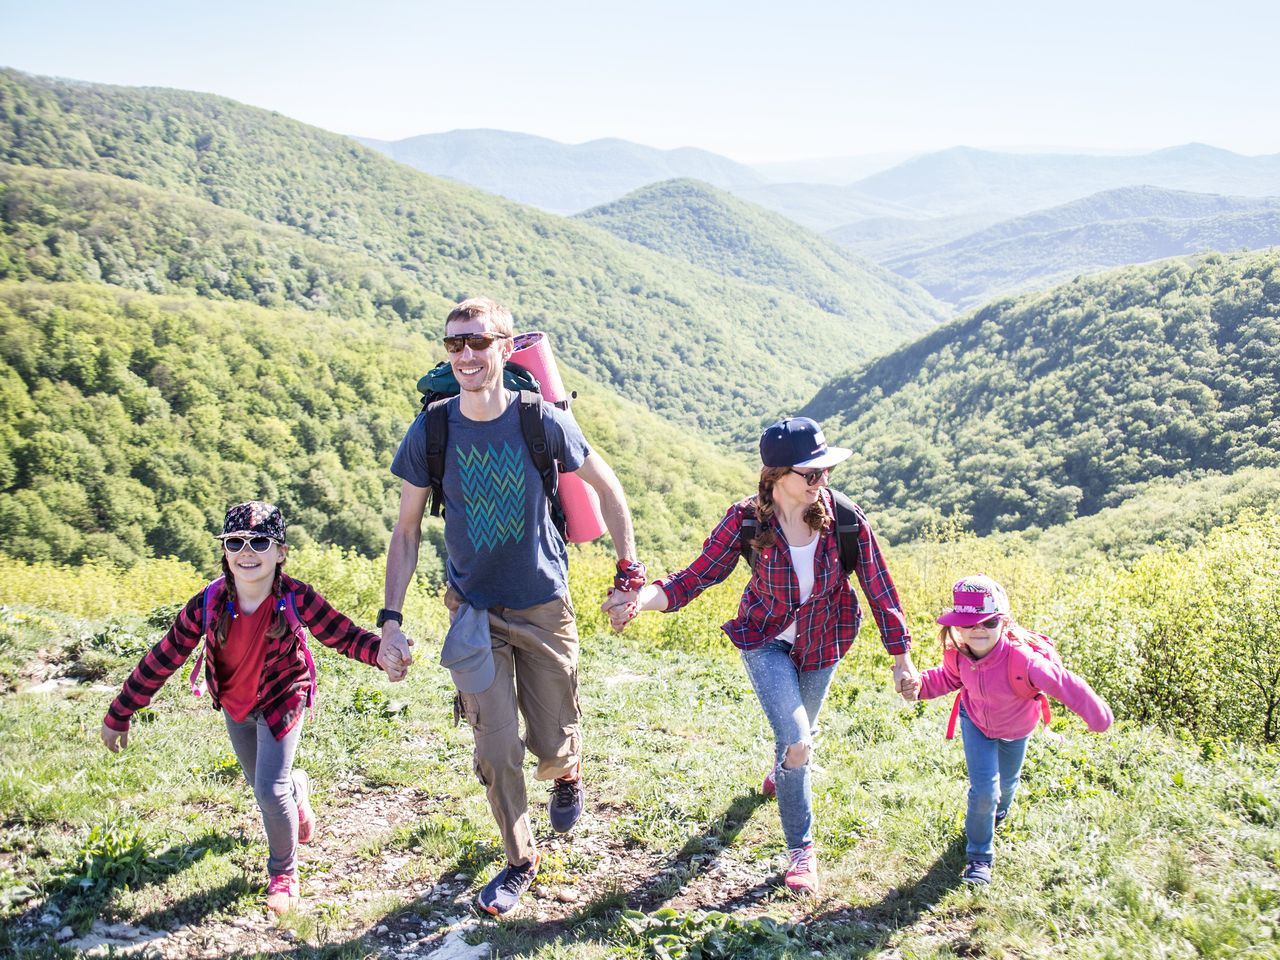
[376,608,403,628]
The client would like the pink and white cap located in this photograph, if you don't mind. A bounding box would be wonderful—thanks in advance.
[936,574,1010,626]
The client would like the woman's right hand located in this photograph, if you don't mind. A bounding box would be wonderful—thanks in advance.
[100,723,128,752]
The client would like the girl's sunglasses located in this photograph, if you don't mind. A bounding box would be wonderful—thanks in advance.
[963,615,1003,629]
[223,536,278,554]
[791,467,830,486]
[442,333,511,353]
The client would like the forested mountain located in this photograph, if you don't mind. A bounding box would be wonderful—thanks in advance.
[0,69,938,441]
[801,251,1280,541]
[0,282,754,569]
[730,181,914,231]
[849,144,1280,218]
[357,129,763,213]
[575,179,948,330]
[826,212,997,263]
[887,187,1280,309]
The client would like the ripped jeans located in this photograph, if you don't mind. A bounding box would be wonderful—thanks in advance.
[740,637,837,850]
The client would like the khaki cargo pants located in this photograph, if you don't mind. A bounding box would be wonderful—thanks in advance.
[445,586,581,867]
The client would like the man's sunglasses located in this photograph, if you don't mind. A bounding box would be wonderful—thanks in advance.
[791,467,830,487]
[442,333,512,353]
[222,536,279,554]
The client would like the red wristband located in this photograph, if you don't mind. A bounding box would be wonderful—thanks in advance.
[614,558,647,591]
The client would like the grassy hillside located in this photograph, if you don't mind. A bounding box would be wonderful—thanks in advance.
[359,129,763,214]
[0,68,932,441]
[801,251,1280,541]
[576,179,948,330]
[2,520,1277,958]
[888,186,1280,309]
[0,281,754,569]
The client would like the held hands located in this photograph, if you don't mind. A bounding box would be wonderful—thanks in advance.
[378,625,415,683]
[100,723,128,752]
[602,587,639,632]
[893,657,922,702]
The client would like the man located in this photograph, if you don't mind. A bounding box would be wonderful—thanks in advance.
[379,297,644,916]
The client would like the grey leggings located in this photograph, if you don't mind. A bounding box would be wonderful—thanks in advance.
[223,711,302,877]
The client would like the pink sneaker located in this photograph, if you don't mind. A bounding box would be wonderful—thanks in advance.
[265,873,300,914]
[761,765,777,798]
[784,844,819,895]
[292,769,315,844]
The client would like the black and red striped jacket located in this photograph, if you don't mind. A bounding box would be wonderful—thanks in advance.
[104,575,381,740]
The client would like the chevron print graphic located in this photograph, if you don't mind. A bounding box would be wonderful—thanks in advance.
[459,442,527,551]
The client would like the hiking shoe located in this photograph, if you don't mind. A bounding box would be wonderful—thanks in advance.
[994,808,1008,830]
[476,853,540,916]
[548,763,584,833]
[961,860,992,885]
[761,765,777,798]
[265,873,300,914]
[292,768,316,844]
[784,844,819,895]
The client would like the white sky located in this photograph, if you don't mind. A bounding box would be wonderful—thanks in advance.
[4,0,1279,162]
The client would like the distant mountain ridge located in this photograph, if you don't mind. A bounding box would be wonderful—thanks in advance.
[575,178,948,335]
[885,186,1280,308]
[357,128,763,213]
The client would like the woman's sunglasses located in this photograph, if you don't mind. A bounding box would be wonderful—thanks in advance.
[442,333,511,353]
[222,536,278,554]
[791,467,830,487]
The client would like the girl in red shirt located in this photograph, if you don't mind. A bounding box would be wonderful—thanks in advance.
[101,501,401,914]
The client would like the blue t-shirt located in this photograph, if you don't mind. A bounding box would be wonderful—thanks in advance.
[391,396,591,610]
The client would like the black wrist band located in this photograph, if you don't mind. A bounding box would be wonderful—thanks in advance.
[376,608,403,628]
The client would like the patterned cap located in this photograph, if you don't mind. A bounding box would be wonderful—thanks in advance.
[216,501,286,544]
[936,574,1009,626]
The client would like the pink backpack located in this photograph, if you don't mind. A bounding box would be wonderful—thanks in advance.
[944,630,1062,739]
[187,576,318,712]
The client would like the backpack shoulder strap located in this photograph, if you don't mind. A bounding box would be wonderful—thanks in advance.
[739,500,759,569]
[202,576,225,644]
[1004,636,1054,727]
[828,489,862,578]
[516,391,566,539]
[424,397,452,519]
[191,576,225,698]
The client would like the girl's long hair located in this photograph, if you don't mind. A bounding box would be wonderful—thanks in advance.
[751,466,831,554]
[213,552,291,645]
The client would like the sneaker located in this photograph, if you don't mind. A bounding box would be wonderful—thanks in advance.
[761,765,777,798]
[476,853,540,916]
[292,769,316,844]
[994,808,1008,830]
[784,844,819,895]
[961,860,992,885]
[265,873,300,914]
[548,763,584,833]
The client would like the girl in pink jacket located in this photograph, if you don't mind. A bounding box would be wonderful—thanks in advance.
[910,575,1112,886]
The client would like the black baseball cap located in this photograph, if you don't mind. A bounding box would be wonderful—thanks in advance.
[759,417,852,469]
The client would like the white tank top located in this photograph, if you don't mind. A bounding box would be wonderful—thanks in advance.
[776,533,819,646]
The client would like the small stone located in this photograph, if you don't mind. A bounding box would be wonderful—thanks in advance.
[55,926,74,941]
[375,924,389,935]
[453,872,467,881]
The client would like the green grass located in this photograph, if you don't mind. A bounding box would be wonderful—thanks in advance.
[1,591,1278,959]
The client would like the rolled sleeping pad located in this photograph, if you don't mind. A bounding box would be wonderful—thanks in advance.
[510,331,607,543]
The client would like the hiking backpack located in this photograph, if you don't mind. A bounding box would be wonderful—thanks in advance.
[738,488,862,578]
[187,576,317,712]
[417,359,573,540]
[943,630,1063,739]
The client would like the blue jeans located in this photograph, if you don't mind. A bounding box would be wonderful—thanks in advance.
[740,638,837,850]
[958,700,1029,861]
[224,711,303,877]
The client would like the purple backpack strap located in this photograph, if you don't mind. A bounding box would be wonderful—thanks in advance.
[281,591,318,716]
[189,576,226,698]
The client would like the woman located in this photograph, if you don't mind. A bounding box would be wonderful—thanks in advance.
[605,417,918,894]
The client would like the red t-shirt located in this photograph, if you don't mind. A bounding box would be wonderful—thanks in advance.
[214,600,274,723]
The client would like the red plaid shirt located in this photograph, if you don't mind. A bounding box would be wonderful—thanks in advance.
[104,575,381,740]
[655,490,911,671]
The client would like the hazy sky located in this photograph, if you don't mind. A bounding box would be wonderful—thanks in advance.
[4,0,1279,162]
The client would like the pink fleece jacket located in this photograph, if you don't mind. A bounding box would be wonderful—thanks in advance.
[917,631,1114,740]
